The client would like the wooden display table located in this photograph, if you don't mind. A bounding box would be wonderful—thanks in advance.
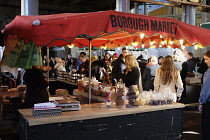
[49,79,77,95]
[73,89,106,104]
[18,103,185,140]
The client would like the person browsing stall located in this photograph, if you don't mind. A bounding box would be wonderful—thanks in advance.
[154,55,183,102]
[198,50,210,140]
[122,54,143,93]
[23,65,51,108]
[112,47,129,85]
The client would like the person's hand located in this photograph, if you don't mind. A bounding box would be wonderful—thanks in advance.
[43,66,52,71]
[198,104,203,112]
[72,69,77,72]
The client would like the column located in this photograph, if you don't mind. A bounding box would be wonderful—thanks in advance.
[21,0,39,15]
[116,0,130,13]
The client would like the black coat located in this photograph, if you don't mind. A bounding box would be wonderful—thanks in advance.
[91,60,104,81]
[142,64,160,91]
[112,57,126,85]
[122,67,140,88]
[23,68,49,108]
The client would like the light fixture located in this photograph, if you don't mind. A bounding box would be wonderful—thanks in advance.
[160,34,163,38]
[142,41,145,48]
[167,45,171,48]
[181,45,185,50]
[67,43,74,48]
[159,45,162,48]
[179,39,184,45]
[161,38,165,45]
[132,41,138,46]
[150,39,155,46]
[140,33,144,39]
[169,38,174,45]
[194,44,198,50]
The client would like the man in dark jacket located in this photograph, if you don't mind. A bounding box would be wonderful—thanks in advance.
[112,47,128,85]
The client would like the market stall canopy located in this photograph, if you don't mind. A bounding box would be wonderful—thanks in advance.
[3,10,210,49]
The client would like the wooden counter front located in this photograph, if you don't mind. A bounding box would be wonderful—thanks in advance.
[19,103,184,126]
[18,103,185,140]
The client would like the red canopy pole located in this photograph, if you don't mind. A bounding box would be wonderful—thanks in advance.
[88,39,92,104]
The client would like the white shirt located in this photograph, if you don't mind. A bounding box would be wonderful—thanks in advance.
[54,63,66,72]
[154,69,183,102]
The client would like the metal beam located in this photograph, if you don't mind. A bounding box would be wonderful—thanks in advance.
[132,0,179,7]
[165,0,210,8]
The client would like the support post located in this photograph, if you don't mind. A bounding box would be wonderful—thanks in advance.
[88,39,92,104]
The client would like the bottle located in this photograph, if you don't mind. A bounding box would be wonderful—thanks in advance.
[106,92,111,108]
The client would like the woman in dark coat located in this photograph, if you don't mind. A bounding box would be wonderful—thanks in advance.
[122,54,143,93]
[23,65,51,108]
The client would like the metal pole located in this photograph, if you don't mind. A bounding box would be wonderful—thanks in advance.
[116,0,130,13]
[185,5,190,24]
[47,47,50,80]
[88,40,92,104]
[189,5,195,25]
[144,3,147,15]
[182,5,186,23]
[134,2,139,14]
[21,0,39,15]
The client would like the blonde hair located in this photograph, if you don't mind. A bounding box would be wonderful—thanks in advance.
[159,55,179,85]
[149,55,158,63]
[125,54,139,75]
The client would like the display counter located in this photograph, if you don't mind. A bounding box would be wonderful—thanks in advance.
[48,79,77,95]
[18,103,185,140]
[73,89,106,104]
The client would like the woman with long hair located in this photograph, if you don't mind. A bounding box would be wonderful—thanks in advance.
[122,54,143,93]
[154,55,183,102]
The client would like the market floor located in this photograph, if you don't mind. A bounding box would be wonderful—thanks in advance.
[182,105,202,140]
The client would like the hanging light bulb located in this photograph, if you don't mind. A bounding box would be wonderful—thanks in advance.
[150,39,154,46]
[161,39,165,45]
[67,43,74,48]
[179,39,184,45]
[142,41,145,48]
[132,41,138,46]
[140,33,144,39]
[167,45,171,48]
[194,44,198,50]
[181,45,185,50]
[160,34,163,38]
[169,38,174,45]
[159,45,162,48]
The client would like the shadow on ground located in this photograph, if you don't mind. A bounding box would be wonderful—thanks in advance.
[182,105,202,140]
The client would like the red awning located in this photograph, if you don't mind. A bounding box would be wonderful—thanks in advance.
[3,10,210,48]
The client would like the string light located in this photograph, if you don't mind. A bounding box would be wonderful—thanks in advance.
[150,39,154,46]
[132,41,138,46]
[142,41,145,48]
[181,45,185,50]
[194,44,198,50]
[179,39,184,45]
[161,38,165,45]
[140,33,144,39]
